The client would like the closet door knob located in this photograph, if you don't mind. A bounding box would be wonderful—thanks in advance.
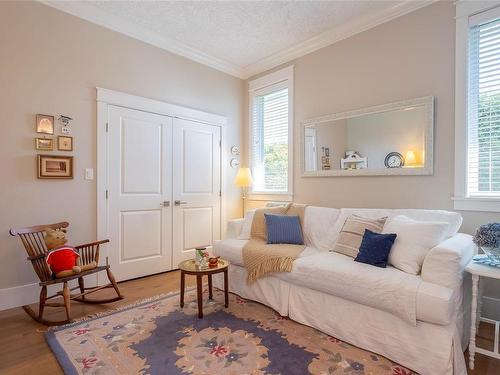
[161,201,170,207]
[174,200,188,206]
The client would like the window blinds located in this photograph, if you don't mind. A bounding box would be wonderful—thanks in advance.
[251,87,289,192]
[468,15,500,196]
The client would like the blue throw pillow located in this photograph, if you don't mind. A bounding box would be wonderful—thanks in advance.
[354,229,397,268]
[264,214,304,245]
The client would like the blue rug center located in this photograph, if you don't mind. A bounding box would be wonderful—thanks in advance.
[130,308,316,374]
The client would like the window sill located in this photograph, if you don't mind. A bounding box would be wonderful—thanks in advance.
[247,192,293,203]
[452,197,500,212]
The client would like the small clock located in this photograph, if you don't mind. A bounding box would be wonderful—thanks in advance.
[384,152,404,168]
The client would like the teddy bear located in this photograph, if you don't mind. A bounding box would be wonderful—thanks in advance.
[44,227,97,278]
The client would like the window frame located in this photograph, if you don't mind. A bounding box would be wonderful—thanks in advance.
[454,1,500,212]
[248,66,294,200]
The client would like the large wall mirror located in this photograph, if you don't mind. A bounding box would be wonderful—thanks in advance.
[301,96,434,176]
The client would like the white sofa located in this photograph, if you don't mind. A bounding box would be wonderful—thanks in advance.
[213,207,475,375]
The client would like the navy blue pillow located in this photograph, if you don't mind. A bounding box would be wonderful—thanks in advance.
[354,229,397,268]
[264,214,304,245]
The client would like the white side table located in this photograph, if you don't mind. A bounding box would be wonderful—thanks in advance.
[465,256,500,370]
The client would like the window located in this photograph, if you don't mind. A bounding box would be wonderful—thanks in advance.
[249,66,293,195]
[468,13,500,196]
[454,3,500,212]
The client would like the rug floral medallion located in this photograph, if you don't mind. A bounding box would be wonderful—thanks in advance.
[46,288,415,375]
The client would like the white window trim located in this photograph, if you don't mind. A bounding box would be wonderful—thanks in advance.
[453,1,500,212]
[248,66,294,201]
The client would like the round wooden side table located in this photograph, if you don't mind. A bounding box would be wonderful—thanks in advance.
[178,258,229,318]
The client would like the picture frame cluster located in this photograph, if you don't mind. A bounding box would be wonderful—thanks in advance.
[35,114,74,179]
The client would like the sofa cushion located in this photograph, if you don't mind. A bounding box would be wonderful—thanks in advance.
[265,214,304,245]
[333,215,387,258]
[391,209,463,238]
[237,210,255,240]
[384,215,449,275]
[330,208,463,245]
[277,251,453,325]
[251,204,291,240]
[354,229,397,268]
[302,206,340,251]
[213,239,320,267]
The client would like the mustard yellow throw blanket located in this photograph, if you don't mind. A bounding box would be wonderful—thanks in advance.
[243,203,307,283]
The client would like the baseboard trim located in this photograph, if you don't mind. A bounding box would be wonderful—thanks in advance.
[0,282,43,311]
[0,276,98,312]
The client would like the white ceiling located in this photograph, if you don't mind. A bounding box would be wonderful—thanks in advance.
[41,1,434,79]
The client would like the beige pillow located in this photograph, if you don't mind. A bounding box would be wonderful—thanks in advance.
[251,203,291,240]
[333,215,387,258]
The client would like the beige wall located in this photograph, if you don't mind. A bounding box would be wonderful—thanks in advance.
[251,2,498,234]
[0,1,244,291]
[248,2,500,308]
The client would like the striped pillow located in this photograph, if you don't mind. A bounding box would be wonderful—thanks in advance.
[332,215,387,258]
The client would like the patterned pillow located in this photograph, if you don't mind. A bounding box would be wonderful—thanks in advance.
[332,215,387,258]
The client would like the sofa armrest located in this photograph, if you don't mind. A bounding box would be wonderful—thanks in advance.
[226,218,245,239]
[421,233,475,290]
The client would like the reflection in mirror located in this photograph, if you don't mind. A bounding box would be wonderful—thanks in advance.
[302,97,433,176]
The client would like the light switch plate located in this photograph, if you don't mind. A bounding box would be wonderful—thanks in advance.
[85,168,94,180]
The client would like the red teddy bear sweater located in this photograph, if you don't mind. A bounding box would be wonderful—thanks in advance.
[46,247,80,275]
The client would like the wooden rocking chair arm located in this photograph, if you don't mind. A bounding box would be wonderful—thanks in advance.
[74,239,110,249]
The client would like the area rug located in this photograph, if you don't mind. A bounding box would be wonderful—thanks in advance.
[46,288,416,375]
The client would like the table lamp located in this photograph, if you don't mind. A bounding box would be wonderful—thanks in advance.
[234,167,253,216]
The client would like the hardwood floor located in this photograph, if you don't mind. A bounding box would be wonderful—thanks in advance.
[0,270,498,375]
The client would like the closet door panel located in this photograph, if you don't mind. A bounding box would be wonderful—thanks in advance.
[107,105,173,281]
[172,118,221,266]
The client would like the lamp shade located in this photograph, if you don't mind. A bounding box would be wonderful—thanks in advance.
[234,167,253,187]
[405,150,417,166]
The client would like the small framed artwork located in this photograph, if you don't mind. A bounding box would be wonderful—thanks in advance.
[35,137,54,151]
[37,155,73,179]
[61,126,71,135]
[57,136,73,151]
[36,114,54,135]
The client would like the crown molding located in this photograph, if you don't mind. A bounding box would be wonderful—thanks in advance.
[241,0,438,79]
[39,0,436,81]
[39,0,245,78]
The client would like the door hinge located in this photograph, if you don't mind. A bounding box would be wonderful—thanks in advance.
[106,122,109,132]
[219,140,221,147]
[105,190,108,199]
[219,190,221,197]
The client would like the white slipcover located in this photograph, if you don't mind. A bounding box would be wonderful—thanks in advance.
[214,206,473,374]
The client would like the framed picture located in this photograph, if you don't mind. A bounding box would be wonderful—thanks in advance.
[36,114,54,135]
[37,155,73,179]
[57,136,73,151]
[35,137,54,151]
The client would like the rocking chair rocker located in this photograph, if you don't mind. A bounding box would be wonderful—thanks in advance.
[9,221,123,326]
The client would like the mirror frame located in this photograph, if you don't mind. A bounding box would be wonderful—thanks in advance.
[300,96,434,177]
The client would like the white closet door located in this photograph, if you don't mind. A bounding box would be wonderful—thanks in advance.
[107,105,173,281]
[172,118,221,266]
